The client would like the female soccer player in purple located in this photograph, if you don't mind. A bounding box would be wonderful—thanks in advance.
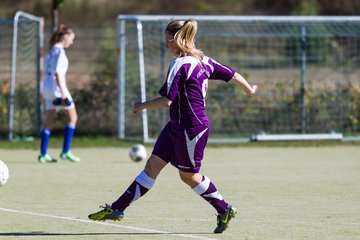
[89,19,258,234]
[39,25,80,163]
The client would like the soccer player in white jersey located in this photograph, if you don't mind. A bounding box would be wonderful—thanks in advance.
[89,19,258,233]
[39,25,80,163]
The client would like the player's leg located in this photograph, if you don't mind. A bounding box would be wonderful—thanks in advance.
[179,171,237,234]
[179,171,229,214]
[88,154,168,221]
[60,106,80,162]
[177,126,237,233]
[175,126,218,205]
[111,154,167,211]
[89,124,172,221]
[39,108,57,163]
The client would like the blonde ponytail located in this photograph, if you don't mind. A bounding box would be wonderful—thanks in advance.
[166,19,203,61]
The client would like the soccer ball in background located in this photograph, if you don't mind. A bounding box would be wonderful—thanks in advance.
[129,144,147,162]
[0,160,9,186]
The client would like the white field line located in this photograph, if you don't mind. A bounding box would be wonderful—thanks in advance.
[128,217,360,226]
[0,207,219,240]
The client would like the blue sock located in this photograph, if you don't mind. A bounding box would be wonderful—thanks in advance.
[40,128,51,156]
[62,124,75,153]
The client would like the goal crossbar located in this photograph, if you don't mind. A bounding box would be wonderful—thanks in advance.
[118,15,360,22]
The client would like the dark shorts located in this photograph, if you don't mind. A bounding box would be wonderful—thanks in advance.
[152,123,209,173]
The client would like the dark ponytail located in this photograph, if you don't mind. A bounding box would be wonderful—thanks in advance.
[50,24,73,48]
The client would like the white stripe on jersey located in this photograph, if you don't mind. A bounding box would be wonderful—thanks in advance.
[202,56,214,72]
[184,84,204,125]
[203,56,233,74]
[166,56,199,95]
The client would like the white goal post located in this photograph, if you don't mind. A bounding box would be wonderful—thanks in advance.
[8,11,44,140]
[117,15,360,143]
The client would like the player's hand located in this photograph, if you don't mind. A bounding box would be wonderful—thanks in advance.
[52,98,63,106]
[133,102,143,113]
[251,85,258,94]
[53,97,72,106]
[64,98,72,106]
[246,85,258,95]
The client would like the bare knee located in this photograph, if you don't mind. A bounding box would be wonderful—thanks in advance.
[68,110,78,126]
[72,112,78,125]
[43,121,54,130]
[144,160,154,177]
[43,110,56,129]
[179,171,202,188]
[143,154,167,179]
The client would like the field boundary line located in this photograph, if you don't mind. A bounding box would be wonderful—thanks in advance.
[0,207,219,240]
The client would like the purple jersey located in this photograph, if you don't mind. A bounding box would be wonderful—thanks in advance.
[159,55,235,130]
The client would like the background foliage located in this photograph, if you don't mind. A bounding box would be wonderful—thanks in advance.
[0,0,359,138]
[1,0,360,24]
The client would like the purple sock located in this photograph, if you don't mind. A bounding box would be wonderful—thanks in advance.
[112,171,155,212]
[192,175,228,214]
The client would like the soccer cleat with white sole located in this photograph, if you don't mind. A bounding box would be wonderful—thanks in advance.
[38,154,57,163]
[60,151,81,162]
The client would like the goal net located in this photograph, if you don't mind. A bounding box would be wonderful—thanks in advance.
[117,15,360,142]
[5,11,44,140]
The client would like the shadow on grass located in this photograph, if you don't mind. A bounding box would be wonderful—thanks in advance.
[0,231,213,236]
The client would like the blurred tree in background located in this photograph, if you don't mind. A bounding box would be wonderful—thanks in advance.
[51,0,65,32]
[1,0,359,25]
[0,0,358,137]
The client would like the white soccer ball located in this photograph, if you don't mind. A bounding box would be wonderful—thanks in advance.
[129,144,147,162]
[0,160,9,186]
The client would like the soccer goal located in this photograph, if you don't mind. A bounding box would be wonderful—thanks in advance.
[116,15,360,143]
[7,11,44,140]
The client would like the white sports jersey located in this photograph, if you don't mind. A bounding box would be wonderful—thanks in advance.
[41,43,72,100]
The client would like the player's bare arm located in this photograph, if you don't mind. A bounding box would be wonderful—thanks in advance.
[231,72,258,95]
[133,96,172,113]
[55,72,68,99]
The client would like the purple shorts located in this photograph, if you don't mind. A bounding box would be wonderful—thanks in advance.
[152,123,209,173]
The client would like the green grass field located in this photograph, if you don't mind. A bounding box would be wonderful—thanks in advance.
[0,145,359,240]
